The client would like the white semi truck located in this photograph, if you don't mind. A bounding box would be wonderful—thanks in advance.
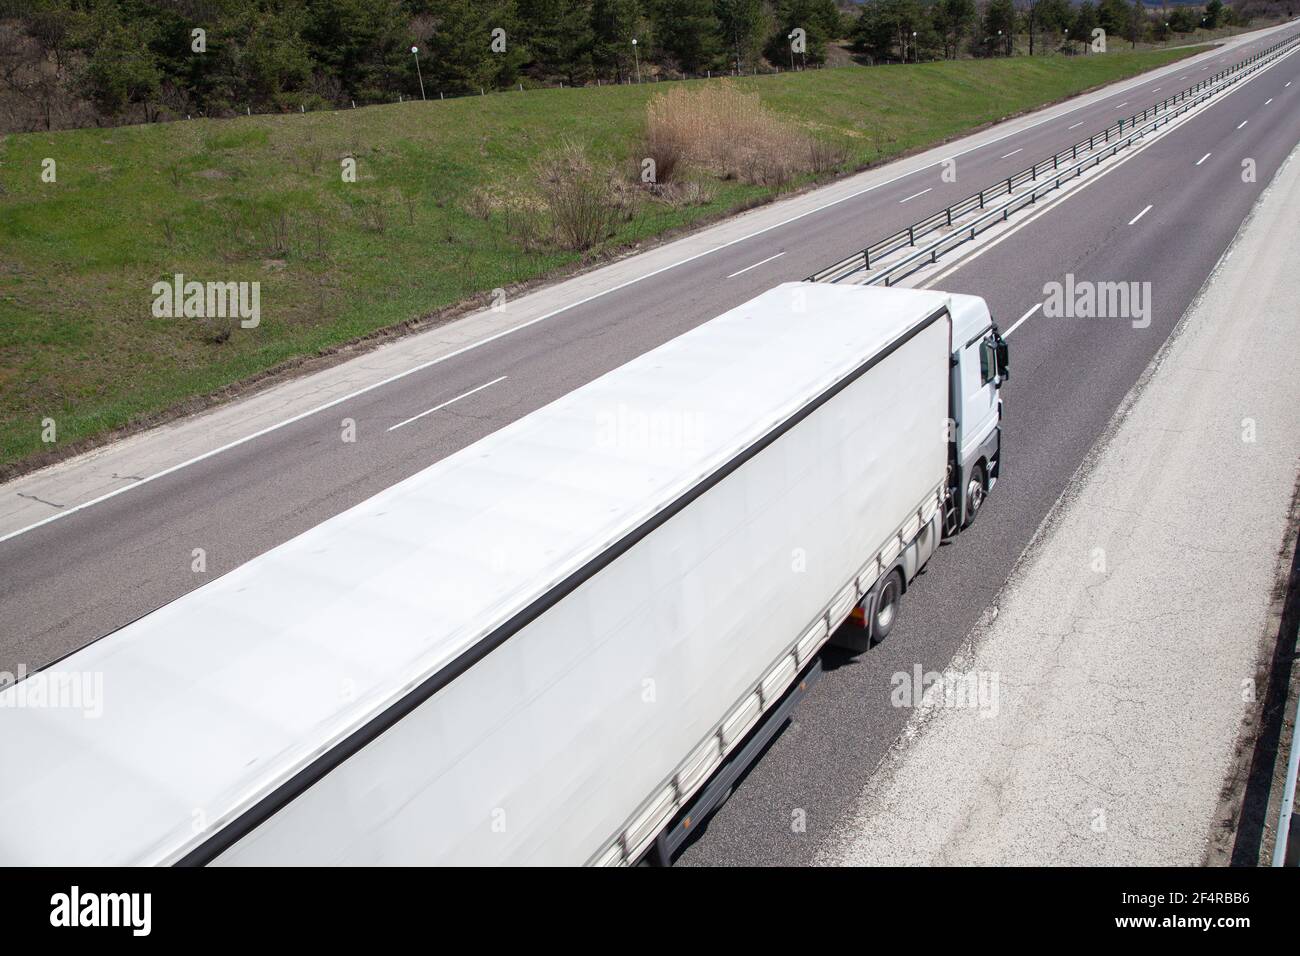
[0,282,1007,866]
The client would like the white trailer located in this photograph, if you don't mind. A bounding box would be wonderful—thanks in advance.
[0,283,1007,866]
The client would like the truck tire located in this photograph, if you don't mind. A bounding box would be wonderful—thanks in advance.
[871,571,904,643]
[963,462,986,528]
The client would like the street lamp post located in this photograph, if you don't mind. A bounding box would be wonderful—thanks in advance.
[631,38,641,83]
[912,31,918,62]
[411,46,425,100]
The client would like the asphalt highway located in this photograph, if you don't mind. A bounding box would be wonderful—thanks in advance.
[1,24,1297,866]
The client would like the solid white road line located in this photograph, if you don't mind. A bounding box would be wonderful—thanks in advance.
[1196,152,1212,166]
[1067,122,1084,130]
[726,252,785,279]
[1128,204,1153,226]
[899,187,933,203]
[388,376,508,432]
[1238,119,1249,129]
[1000,148,1023,159]
[1004,302,1043,337]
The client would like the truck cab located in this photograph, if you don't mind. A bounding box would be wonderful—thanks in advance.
[947,294,1008,533]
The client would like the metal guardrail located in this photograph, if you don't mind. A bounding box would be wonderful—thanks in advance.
[806,31,1300,286]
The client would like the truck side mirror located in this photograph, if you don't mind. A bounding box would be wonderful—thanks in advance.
[995,336,1010,381]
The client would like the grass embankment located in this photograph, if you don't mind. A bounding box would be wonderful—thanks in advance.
[0,46,1202,475]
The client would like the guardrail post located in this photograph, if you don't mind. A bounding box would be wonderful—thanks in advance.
[908,225,915,246]
[863,248,870,269]
[979,190,985,209]
[946,208,952,227]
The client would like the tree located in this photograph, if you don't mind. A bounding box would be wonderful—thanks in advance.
[651,0,722,73]
[934,0,976,58]
[1071,1,1099,51]
[982,0,1016,55]
[1035,0,1073,35]
[1169,6,1199,32]
[851,0,924,63]
[1097,0,1131,42]
[80,18,161,119]
[591,0,640,81]
[715,0,768,73]
[242,6,316,106]
[1205,0,1226,27]
[767,0,843,67]
[418,0,526,95]
[305,0,411,101]
[517,0,595,84]
[1127,0,1148,48]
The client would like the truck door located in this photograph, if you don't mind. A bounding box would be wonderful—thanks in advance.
[958,331,1001,471]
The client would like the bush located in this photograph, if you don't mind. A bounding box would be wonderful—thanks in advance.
[534,140,619,251]
[644,82,816,186]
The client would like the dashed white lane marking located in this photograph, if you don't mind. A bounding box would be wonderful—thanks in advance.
[1004,302,1043,337]
[1238,119,1249,129]
[726,252,785,279]
[1128,204,1153,226]
[1000,148,1023,159]
[899,187,933,203]
[1067,122,1084,130]
[388,376,508,432]
[1196,152,1212,166]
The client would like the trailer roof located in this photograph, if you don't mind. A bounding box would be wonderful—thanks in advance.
[0,283,950,865]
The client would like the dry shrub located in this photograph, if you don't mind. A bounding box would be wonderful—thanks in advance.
[534,140,619,251]
[808,137,849,175]
[645,83,815,187]
[642,130,684,189]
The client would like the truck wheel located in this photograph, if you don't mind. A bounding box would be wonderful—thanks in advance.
[871,571,904,643]
[963,463,986,528]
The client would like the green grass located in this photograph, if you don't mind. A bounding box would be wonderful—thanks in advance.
[0,46,1202,474]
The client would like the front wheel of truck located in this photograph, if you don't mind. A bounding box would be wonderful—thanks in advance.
[963,462,986,528]
[871,571,903,643]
